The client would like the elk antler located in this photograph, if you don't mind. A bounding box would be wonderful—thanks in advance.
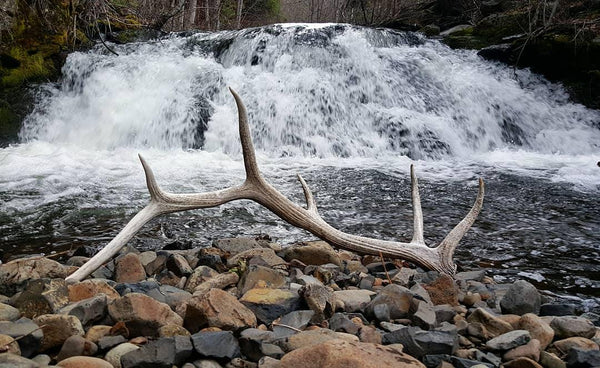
[65,89,484,283]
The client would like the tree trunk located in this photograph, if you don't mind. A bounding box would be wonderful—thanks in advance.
[236,0,243,29]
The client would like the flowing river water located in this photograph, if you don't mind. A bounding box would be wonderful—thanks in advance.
[1,24,599,307]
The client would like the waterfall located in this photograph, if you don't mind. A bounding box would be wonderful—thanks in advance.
[19,24,600,160]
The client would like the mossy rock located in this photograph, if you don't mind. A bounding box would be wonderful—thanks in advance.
[0,47,57,87]
[473,12,528,44]
[443,35,492,49]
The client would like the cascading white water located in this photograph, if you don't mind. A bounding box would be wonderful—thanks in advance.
[19,24,600,161]
[2,24,600,301]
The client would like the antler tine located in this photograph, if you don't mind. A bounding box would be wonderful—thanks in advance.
[437,178,485,274]
[410,164,425,245]
[229,87,263,184]
[297,174,318,213]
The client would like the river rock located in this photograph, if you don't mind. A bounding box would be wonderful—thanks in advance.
[13,278,70,318]
[328,313,359,334]
[33,314,84,351]
[0,333,20,354]
[539,351,566,368]
[501,357,543,368]
[280,338,425,368]
[435,305,457,325]
[412,299,437,330]
[0,318,44,357]
[56,356,114,368]
[115,253,146,283]
[58,294,108,327]
[67,280,120,302]
[213,237,266,255]
[565,348,600,368]
[365,284,412,320]
[282,328,359,352]
[549,337,599,355]
[300,283,336,323]
[84,325,112,343]
[0,353,40,368]
[184,288,256,332]
[238,265,285,296]
[158,324,191,337]
[56,335,98,361]
[422,274,459,306]
[0,302,20,321]
[518,313,554,349]
[240,288,300,325]
[333,289,375,313]
[226,248,286,268]
[551,316,596,339]
[503,338,541,362]
[281,241,341,266]
[191,331,241,359]
[500,280,541,315]
[391,267,418,287]
[272,310,314,338]
[0,257,76,295]
[145,284,192,310]
[108,293,183,337]
[121,336,193,368]
[166,254,193,277]
[485,330,531,351]
[184,266,220,293]
[467,308,513,337]
[104,343,140,368]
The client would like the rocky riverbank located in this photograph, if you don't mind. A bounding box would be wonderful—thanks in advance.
[0,236,599,368]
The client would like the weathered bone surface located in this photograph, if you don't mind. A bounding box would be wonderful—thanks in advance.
[65,89,484,283]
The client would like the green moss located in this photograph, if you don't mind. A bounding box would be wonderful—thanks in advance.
[443,35,491,50]
[0,47,55,87]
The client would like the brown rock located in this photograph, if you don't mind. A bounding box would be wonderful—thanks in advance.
[365,284,412,320]
[184,266,220,293]
[239,265,285,296]
[158,324,191,337]
[550,316,596,339]
[539,351,566,368]
[503,338,541,362]
[300,284,336,323]
[422,274,459,306]
[500,314,522,329]
[57,356,113,368]
[280,338,425,368]
[108,293,183,337]
[501,357,543,368]
[114,253,146,283]
[56,335,98,361]
[68,280,120,302]
[0,333,20,355]
[184,288,256,333]
[548,336,599,355]
[467,308,513,337]
[227,248,286,268]
[519,313,555,350]
[281,241,341,266]
[13,278,69,319]
[193,272,240,296]
[84,325,112,343]
[33,314,85,351]
[0,257,77,295]
[358,325,382,344]
[282,329,359,352]
[462,292,482,307]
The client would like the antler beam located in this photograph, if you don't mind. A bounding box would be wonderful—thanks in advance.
[65,89,484,283]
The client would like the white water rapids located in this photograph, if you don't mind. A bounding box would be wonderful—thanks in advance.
[1,24,599,304]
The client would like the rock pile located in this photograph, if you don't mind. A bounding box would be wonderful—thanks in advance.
[0,237,599,368]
